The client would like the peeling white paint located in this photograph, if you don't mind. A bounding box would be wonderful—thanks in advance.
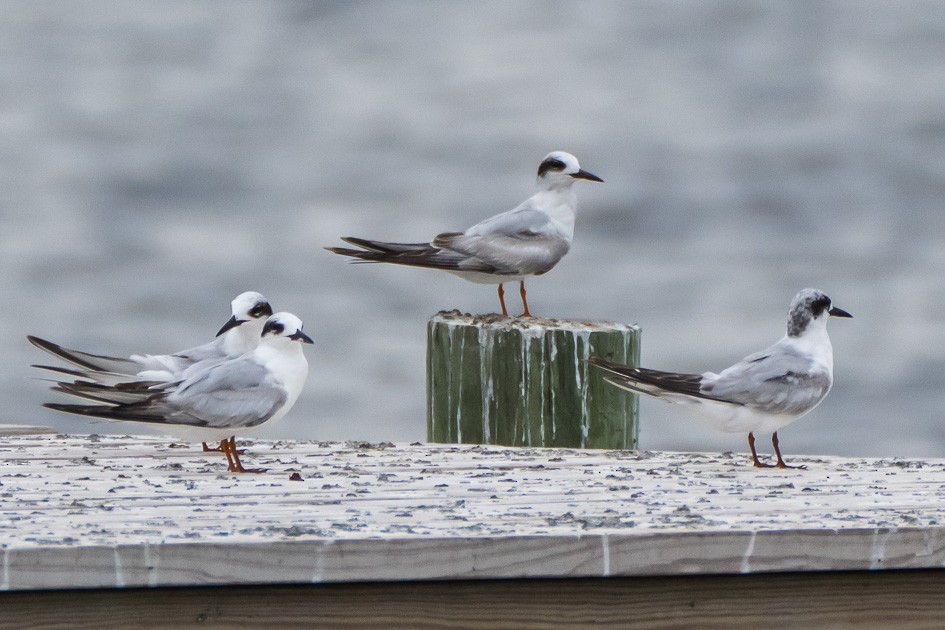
[870,527,898,570]
[143,541,158,587]
[740,531,757,574]
[113,545,125,587]
[478,324,494,443]
[455,324,463,443]
[2,547,9,590]
[601,533,611,577]
[576,331,591,448]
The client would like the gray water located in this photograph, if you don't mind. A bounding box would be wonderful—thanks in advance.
[3,1,944,458]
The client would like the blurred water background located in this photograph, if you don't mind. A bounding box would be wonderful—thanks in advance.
[2,1,944,457]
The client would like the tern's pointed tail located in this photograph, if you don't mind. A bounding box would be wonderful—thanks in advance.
[587,357,714,402]
[27,335,139,374]
[326,235,473,272]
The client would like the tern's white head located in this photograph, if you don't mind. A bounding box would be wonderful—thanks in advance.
[536,151,604,190]
[260,312,314,348]
[216,291,273,337]
[215,291,274,357]
[786,288,852,338]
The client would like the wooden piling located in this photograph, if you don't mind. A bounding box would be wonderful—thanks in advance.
[426,311,640,449]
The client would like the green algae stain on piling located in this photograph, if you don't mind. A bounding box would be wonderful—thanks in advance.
[427,311,640,450]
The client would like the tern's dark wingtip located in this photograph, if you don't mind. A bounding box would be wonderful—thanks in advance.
[26,335,53,349]
[325,246,361,256]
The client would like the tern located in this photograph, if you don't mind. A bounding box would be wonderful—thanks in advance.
[28,291,273,452]
[326,151,603,317]
[589,289,852,468]
[28,291,274,382]
[43,312,313,473]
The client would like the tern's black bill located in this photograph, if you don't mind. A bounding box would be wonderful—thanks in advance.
[828,306,853,318]
[289,330,314,344]
[571,169,604,182]
[216,315,246,337]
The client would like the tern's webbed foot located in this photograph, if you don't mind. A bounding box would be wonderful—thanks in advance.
[228,466,268,474]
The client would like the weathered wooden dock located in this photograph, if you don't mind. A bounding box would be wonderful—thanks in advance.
[2,433,945,628]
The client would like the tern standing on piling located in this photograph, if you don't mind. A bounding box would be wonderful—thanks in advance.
[327,151,603,317]
[589,289,852,468]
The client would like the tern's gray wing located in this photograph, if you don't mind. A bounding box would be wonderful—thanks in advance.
[463,202,559,238]
[163,385,287,429]
[433,204,570,276]
[326,236,496,273]
[590,347,831,417]
[44,357,287,430]
[434,230,569,276]
[327,199,569,276]
[163,357,287,428]
[703,343,832,415]
[130,336,228,374]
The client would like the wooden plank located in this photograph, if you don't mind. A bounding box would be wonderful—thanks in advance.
[1,571,944,629]
[426,312,640,449]
[2,435,945,591]
[0,424,56,436]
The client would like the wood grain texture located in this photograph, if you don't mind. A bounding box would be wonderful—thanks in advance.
[3,436,945,591]
[426,311,640,449]
[1,571,944,630]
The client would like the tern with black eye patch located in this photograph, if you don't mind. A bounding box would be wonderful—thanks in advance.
[42,312,313,474]
[327,151,603,317]
[29,291,275,383]
[589,289,852,469]
[28,291,276,453]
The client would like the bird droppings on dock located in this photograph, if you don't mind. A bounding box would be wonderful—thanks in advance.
[2,434,945,590]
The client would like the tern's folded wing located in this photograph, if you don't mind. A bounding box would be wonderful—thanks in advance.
[327,236,496,273]
[165,386,289,429]
[437,231,569,276]
[43,384,287,429]
[464,205,558,239]
[706,347,832,415]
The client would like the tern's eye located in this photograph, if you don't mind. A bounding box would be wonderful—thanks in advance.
[537,158,567,177]
[250,302,273,318]
[262,321,285,336]
[811,297,831,316]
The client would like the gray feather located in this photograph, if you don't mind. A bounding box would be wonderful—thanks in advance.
[703,341,832,415]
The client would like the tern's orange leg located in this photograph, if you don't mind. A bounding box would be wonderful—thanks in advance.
[772,432,806,469]
[225,436,267,474]
[497,283,508,317]
[219,439,237,470]
[748,432,774,468]
[202,441,243,454]
[519,281,532,317]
